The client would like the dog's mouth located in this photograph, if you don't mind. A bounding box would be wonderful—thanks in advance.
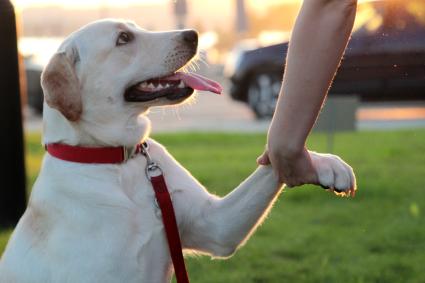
[124,72,222,102]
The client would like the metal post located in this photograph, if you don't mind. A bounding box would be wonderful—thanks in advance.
[236,0,249,35]
[0,0,27,228]
[173,0,188,29]
[326,98,335,154]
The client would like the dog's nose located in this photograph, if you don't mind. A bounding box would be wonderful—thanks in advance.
[181,30,198,47]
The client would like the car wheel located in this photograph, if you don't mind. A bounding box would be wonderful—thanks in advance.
[247,71,281,119]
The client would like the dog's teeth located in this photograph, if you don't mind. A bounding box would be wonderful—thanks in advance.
[157,84,163,90]
[165,83,170,88]
[178,81,185,88]
[147,83,154,89]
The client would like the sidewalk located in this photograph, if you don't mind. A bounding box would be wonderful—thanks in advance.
[24,99,425,134]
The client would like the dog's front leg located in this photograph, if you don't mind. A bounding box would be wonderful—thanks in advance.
[181,153,355,258]
[148,140,354,259]
[182,165,282,258]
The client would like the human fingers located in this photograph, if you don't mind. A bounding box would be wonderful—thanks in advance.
[256,150,271,165]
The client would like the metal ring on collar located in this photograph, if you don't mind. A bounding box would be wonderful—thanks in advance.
[145,162,163,180]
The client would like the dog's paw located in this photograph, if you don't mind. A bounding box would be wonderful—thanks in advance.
[309,151,356,197]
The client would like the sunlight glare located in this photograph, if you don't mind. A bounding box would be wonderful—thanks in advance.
[13,0,167,8]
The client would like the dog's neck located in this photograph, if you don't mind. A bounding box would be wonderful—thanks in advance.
[42,104,151,147]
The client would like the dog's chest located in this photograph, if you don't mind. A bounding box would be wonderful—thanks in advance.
[1,156,174,283]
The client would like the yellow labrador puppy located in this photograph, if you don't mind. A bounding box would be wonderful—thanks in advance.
[0,19,355,283]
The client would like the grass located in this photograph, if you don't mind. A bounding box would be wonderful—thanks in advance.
[2,130,425,282]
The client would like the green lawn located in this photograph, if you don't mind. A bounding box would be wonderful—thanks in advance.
[1,130,425,283]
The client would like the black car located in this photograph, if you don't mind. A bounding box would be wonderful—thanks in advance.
[225,0,425,118]
[24,56,44,114]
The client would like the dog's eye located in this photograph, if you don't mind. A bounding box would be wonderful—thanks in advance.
[116,32,133,46]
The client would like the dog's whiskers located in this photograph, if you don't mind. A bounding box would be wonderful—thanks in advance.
[198,56,209,67]
[189,63,197,72]
[196,52,209,67]
[182,52,208,73]
[181,65,190,73]
[170,106,182,121]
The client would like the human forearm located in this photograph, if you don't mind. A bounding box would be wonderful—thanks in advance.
[270,0,357,154]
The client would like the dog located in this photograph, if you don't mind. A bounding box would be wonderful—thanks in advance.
[0,19,356,283]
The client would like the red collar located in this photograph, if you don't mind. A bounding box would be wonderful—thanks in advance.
[45,143,143,164]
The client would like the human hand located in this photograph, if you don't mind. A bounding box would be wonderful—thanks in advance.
[257,146,318,187]
[257,147,356,197]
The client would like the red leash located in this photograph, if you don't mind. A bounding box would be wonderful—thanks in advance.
[140,142,190,283]
[46,142,190,283]
[150,175,190,283]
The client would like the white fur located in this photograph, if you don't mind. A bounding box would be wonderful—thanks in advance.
[0,19,355,283]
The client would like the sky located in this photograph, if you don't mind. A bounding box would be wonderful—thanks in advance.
[13,0,300,9]
[13,0,167,8]
[12,0,303,32]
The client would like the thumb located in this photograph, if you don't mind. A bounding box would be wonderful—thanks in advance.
[256,150,271,165]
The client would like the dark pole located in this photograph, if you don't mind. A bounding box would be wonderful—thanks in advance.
[0,0,27,228]
[173,0,187,29]
[236,0,248,35]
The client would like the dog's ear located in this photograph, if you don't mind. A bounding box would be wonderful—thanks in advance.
[41,49,82,121]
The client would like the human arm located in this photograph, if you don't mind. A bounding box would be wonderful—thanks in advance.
[258,0,357,192]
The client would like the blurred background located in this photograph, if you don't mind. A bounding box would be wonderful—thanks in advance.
[16,0,425,133]
[1,0,425,282]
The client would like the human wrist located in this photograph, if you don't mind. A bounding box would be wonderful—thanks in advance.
[267,135,305,161]
[267,122,306,159]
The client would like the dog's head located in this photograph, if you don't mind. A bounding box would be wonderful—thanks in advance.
[41,19,221,146]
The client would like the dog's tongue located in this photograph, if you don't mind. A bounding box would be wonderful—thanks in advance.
[167,72,222,94]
